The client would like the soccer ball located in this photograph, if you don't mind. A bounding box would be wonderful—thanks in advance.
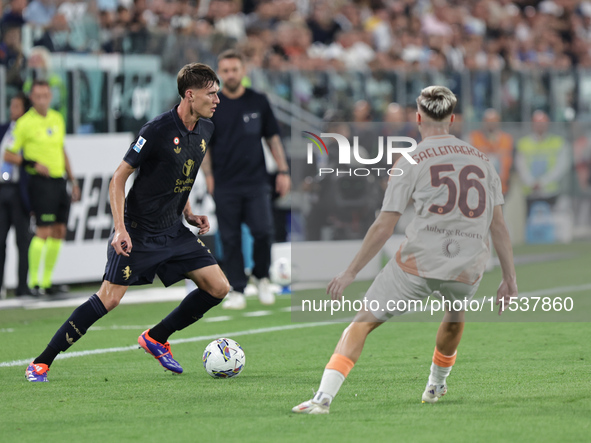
[202,338,245,378]
[270,257,291,286]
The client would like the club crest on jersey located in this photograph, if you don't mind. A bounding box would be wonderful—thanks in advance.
[183,159,195,177]
[133,136,147,153]
[442,239,461,258]
[200,139,207,153]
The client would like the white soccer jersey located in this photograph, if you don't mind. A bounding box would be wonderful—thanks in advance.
[382,134,504,284]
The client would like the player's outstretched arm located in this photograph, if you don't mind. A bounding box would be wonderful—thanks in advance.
[327,211,400,300]
[490,205,518,315]
[110,160,136,256]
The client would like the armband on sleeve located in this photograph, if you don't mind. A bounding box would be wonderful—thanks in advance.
[22,159,37,168]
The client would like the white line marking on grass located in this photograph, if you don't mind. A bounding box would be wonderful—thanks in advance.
[519,283,591,298]
[280,306,303,312]
[242,310,272,317]
[0,322,331,368]
[0,287,188,311]
[89,325,153,331]
[203,316,233,322]
[0,328,14,333]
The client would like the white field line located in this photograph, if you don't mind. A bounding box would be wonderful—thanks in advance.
[242,310,273,317]
[516,283,591,298]
[3,283,590,367]
[89,325,153,331]
[203,316,233,323]
[0,321,331,368]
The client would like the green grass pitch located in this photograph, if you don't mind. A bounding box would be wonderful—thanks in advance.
[1,242,590,442]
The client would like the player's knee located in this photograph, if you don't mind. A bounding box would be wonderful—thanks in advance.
[209,281,231,299]
[36,226,51,239]
[444,321,463,334]
[101,295,120,311]
[52,224,67,239]
[97,285,126,311]
[349,320,380,336]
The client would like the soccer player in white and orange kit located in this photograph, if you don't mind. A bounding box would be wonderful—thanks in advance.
[293,86,518,414]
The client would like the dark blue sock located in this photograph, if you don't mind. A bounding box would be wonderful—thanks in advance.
[149,289,222,344]
[34,294,108,367]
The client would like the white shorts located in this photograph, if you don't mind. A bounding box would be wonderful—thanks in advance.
[364,258,482,321]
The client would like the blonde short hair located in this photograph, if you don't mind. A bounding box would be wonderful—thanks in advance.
[28,46,52,69]
[416,86,457,121]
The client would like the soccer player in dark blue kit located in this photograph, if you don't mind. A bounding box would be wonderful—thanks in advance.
[202,49,291,310]
[26,63,230,382]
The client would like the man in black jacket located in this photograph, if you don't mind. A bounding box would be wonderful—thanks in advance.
[0,92,31,296]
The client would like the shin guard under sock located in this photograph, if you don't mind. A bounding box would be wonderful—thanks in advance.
[34,294,108,367]
[149,289,222,343]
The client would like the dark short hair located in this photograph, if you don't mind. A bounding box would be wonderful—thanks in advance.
[30,80,50,92]
[177,63,219,98]
[1,23,21,38]
[217,49,245,65]
[12,91,31,111]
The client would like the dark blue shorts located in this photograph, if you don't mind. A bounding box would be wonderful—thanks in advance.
[103,222,217,287]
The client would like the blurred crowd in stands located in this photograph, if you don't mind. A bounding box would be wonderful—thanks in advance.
[3,0,591,83]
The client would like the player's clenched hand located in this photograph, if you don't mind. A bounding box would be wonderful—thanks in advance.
[327,271,355,300]
[112,229,132,257]
[185,214,210,235]
[496,277,518,316]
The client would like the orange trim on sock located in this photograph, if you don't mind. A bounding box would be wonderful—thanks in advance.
[325,353,355,377]
[433,347,457,367]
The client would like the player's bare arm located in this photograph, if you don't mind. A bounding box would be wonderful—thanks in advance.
[110,160,136,257]
[5,150,51,176]
[64,147,80,202]
[327,211,401,300]
[265,134,291,197]
[183,200,210,235]
[3,149,22,166]
[490,205,518,315]
[201,150,214,194]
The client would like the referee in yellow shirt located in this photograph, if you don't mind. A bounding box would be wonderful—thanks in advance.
[4,81,80,296]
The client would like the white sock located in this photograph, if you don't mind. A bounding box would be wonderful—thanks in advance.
[428,362,453,386]
[313,369,345,406]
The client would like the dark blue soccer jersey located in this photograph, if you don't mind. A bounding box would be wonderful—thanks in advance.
[209,88,280,189]
[123,106,214,233]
